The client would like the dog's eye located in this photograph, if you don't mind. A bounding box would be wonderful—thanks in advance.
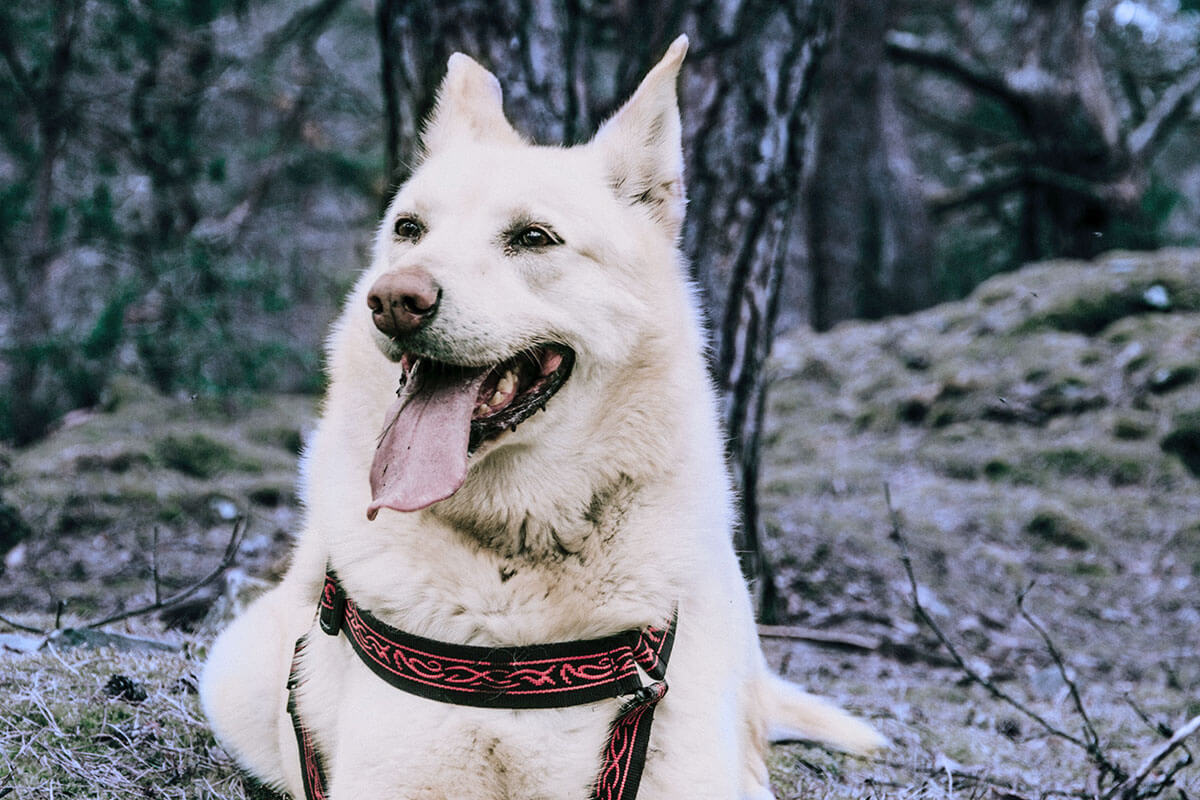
[394,215,424,242]
[511,225,559,250]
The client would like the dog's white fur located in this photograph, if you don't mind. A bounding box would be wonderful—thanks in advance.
[201,37,884,799]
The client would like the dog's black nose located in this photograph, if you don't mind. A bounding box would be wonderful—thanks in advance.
[367,268,441,337]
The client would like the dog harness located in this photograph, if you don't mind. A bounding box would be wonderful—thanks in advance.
[287,569,677,800]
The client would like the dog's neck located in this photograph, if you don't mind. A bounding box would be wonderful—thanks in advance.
[429,336,707,562]
[431,471,639,562]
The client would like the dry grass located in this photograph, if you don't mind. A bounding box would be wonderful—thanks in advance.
[0,635,248,800]
[1,630,1195,799]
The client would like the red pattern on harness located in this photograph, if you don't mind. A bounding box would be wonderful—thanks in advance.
[343,599,643,696]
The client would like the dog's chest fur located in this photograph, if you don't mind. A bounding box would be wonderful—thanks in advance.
[320,470,684,646]
[295,475,691,798]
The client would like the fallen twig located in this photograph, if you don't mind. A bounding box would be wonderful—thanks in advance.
[758,622,960,669]
[864,755,1063,799]
[83,517,246,630]
[1123,694,1173,739]
[884,484,1094,755]
[757,624,880,652]
[1105,714,1200,800]
[1017,582,1123,785]
[152,526,162,606]
[0,612,43,635]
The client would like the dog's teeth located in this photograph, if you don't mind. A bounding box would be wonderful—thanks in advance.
[490,391,505,405]
[497,371,516,395]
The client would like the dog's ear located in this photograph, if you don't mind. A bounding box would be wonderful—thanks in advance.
[420,53,524,157]
[592,35,688,237]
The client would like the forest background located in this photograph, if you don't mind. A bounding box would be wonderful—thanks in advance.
[5,0,1200,585]
[2,2,1200,796]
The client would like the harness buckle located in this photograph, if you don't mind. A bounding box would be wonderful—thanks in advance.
[624,680,668,712]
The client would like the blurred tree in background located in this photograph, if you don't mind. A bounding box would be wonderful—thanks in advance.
[2,0,1199,615]
[806,0,936,330]
[888,0,1200,298]
[0,0,379,444]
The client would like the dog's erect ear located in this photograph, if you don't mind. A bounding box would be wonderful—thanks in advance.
[420,53,524,157]
[592,35,688,237]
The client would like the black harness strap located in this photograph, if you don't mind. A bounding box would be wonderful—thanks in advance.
[287,570,677,800]
[285,637,328,800]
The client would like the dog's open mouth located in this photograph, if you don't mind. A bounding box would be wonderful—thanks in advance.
[462,345,574,449]
[367,344,574,519]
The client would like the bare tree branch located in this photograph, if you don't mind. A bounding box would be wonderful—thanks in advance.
[757,624,880,653]
[1017,583,1122,784]
[1105,715,1200,800]
[0,613,44,635]
[151,527,162,606]
[83,517,246,630]
[929,163,1138,216]
[1118,69,1148,127]
[0,12,33,99]
[929,172,1027,214]
[885,29,1024,117]
[1123,695,1173,739]
[1128,65,1200,162]
[896,89,1012,150]
[867,754,1084,799]
[260,0,350,62]
[885,484,1095,755]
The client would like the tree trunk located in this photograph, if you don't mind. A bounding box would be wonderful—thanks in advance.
[376,0,829,619]
[1009,0,1131,261]
[806,0,934,331]
[1,0,82,445]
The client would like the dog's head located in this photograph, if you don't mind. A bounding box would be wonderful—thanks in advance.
[357,37,696,523]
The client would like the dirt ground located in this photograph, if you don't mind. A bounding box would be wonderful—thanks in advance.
[2,249,1199,798]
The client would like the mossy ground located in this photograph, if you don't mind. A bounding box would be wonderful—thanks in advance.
[0,375,313,617]
[3,250,1200,797]
[759,249,1200,796]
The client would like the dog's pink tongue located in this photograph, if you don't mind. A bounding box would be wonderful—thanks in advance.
[367,365,489,519]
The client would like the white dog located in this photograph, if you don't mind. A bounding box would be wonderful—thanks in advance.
[201,36,884,800]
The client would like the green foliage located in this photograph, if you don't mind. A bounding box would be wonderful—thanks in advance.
[77,183,121,244]
[1161,417,1200,477]
[1024,508,1093,551]
[934,216,1017,301]
[1112,417,1151,440]
[1022,281,1194,335]
[206,157,227,183]
[0,494,31,554]
[1147,363,1199,394]
[155,433,260,478]
[964,95,1023,141]
[83,289,134,361]
[0,0,373,446]
[983,459,1013,480]
[250,426,306,455]
[1038,447,1147,486]
[1098,178,1181,253]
